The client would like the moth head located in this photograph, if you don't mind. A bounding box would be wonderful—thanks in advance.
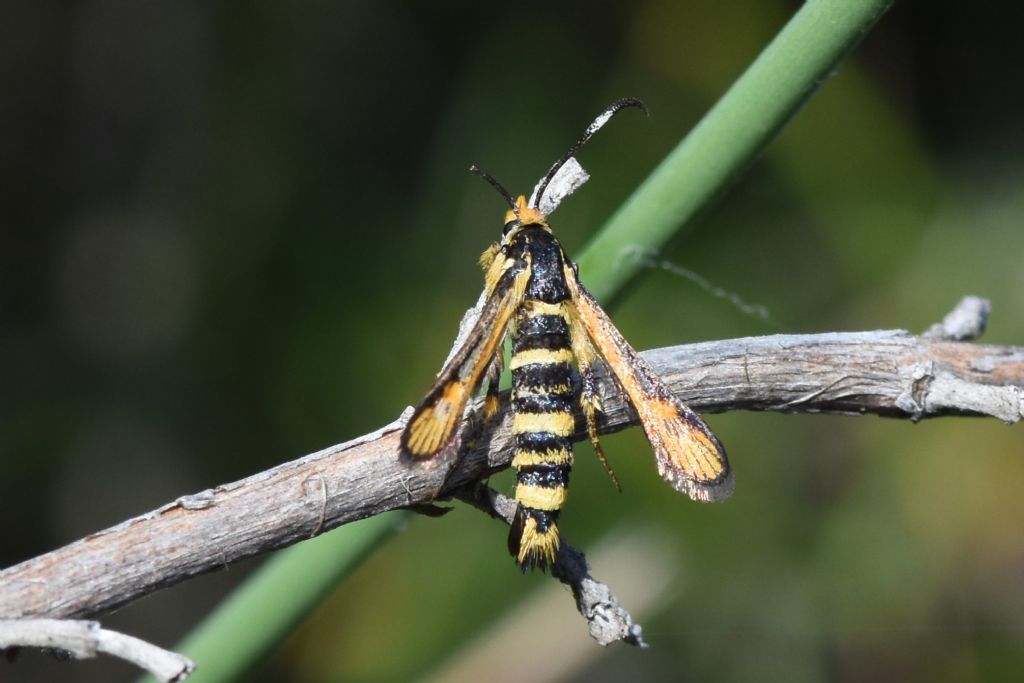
[469,165,549,240]
[503,196,547,236]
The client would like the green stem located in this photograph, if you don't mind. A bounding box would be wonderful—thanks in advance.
[577,0,893,301]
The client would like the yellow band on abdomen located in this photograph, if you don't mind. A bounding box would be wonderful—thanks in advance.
[515,484,567,511]
[512,411,575,436]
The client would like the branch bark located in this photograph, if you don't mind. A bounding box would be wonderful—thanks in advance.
[1,326,1021,623]
[458,484,647,647]
[0,619,195,682]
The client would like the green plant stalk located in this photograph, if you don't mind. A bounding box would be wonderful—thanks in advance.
[137,514,401,683]
[149,2,892,681]
[577,0,894,302]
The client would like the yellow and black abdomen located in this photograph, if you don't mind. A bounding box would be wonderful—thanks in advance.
[506,227,576,570]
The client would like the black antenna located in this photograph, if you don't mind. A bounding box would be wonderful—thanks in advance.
[470,164,517,214]
[532,97,648,210]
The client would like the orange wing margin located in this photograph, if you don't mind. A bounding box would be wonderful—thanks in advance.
[563,263,733,501]
[401,262,528,460]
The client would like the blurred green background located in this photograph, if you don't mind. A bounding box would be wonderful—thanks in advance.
[3,1,1023,682]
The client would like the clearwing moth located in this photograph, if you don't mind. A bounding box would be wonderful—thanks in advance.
[401,98,733,569]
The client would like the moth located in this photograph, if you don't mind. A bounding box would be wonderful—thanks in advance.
[400,98,733,570]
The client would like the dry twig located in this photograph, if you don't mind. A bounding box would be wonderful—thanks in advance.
[458,484,646,647]
[0,618,195,682]
[0,298,1020,645]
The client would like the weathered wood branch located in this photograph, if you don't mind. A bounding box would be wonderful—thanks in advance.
[457,484,647,647]
[1,323,1021,625]
[0,619,195,682]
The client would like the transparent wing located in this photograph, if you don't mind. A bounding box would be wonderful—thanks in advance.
[401,262,528,460]
[563,263,733,501]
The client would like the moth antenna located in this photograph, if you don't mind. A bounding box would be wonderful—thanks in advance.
[532,97,648,209]
[470,165,517,214]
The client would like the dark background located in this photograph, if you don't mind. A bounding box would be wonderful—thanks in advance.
[2,1,1023,681]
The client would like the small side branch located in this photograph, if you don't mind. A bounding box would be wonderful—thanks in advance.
[458,485,646,647]
[1,320,1021,642]
[922,295,991,341]
[0,619,195,682]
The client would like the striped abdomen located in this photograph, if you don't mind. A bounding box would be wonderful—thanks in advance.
[508,299,576,570]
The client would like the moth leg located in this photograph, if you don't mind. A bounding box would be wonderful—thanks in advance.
[580,359,621,492]
[482,349,504,423]
[569,306,621,492]
[437,347,505,491]
[436,345,508,494]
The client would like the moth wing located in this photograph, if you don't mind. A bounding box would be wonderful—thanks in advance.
[563,264,733,501]
[401,263,528,460]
